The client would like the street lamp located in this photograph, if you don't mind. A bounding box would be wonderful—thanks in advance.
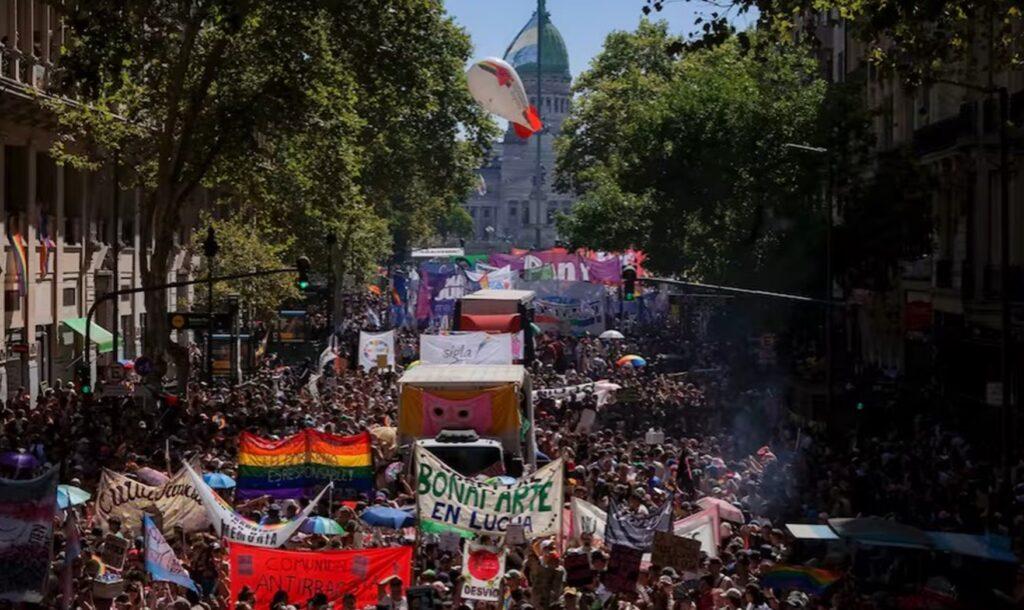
[784,142,833,417]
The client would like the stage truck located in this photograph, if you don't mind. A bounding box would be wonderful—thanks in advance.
[453,289,536,366]
[397,364,536,478]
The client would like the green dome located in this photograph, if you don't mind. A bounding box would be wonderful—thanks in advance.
[503,11,570,79]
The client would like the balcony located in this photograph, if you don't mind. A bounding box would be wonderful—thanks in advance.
[935,259,954,289]
[913,104,974,156]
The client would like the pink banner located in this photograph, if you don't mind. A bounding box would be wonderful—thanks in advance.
[422,392,494,436]
[488,250,622,283]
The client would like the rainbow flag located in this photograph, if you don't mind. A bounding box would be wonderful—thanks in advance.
[236,429,373,500]
[760,565,841,595]
[6,224,28,296]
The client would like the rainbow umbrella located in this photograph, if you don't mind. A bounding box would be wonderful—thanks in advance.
[300,516,347,536]
[616,355,647,368]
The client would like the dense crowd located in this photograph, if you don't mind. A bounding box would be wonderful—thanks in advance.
[0,291,1022,610]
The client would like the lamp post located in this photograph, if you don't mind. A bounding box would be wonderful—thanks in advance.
[784,143,833,416]
[202,226,218,383]
[534,0,545,249]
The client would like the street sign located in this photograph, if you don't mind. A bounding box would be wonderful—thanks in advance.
[168,312,232,331]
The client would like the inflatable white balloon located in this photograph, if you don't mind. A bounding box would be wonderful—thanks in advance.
[467,57,542,139]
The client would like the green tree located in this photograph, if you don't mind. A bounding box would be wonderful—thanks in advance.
[436,206,475,242]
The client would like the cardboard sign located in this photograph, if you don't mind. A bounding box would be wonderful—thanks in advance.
[100,535,131,571]
[505,524,526,546]
[563,552,594,587]
[439,531,462,554]
[603,544,643,593]
[651,531,702,574]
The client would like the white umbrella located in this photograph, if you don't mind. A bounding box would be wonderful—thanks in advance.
[599,330,625,340]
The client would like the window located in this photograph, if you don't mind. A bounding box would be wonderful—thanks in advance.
[120,284,131,302]
[509,205,518,218]
[62,287,76,307]
[523,208,530,225]
[470,207,477,218]
[483,208,491,219]
[5,290,20,312]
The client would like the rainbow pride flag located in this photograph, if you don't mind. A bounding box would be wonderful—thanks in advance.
[760,565,841,595]
[236,429,373,500]
[6,224,28,296]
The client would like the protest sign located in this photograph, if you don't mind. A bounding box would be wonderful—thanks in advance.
[185,463,326,548]
[94,465,207,534]
[419,332,513,365]
[652,531,702,574]
[505,524,526,546]
[570,498,607,542]
[229,543,412,610]
[438,531,462,554]
[520,280,607,336]
[563,552,594,587]
[415,445,562,538]
[604,545,643,594]
[604,498,673,551]
[460,543,505,602]
[100,535,131,571]
[673,509,720,558]
[489,251,622,283]
[533,380,620,408]
[144,514,198,592]
[358,330,395,370]
[0,468,57,603]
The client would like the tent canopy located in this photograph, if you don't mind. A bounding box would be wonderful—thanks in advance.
[828,517,932,549]
[62,318,113,353]
[785,524,840,540]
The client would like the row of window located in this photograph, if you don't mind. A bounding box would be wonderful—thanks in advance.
[528,96,570,115]
[467,200,573,226]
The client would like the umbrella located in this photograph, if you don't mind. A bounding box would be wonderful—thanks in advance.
[57,484,91,509]
[616,355,647,368]
[202,472,236,489]
[599,330,625,340]
[360,506,415,529]
[135,467,170,486]
[0,451,39,473]
[300,516,347,536]
[697,497,745,524]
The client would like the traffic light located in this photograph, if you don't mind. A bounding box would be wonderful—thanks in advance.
[296,256,311,291]
[75,363,92,396]
[622,265,637,301]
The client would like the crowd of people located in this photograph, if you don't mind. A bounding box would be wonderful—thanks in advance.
[1,289,1022,610]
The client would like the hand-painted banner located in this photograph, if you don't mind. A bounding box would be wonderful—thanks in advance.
[419,332,513,365]
[520,280,607,337]
[570,498,607,543]
[604,498,673,552]
[0,467,58,603]
[416,263,467,324]
[489,251,622,283]
[358,330,395,370]
[184,463,326,548]
[466,265,515,290]
[673,508,720,558]
[229,543,412,610]
[236,430,373,500]
[461,543,506,602]
[534,380,620,408]
[144,514,198,592]
[415,445,562,538]
[399,385,520,440]
[94,465,207,534]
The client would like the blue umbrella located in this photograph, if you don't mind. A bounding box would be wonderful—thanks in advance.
[360,506,415,529]
[300,516,347,536]
[202,472,236,489]
[57,484,91,509]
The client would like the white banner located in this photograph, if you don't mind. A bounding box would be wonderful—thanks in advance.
[415,446,562,538]
[533,380,620,408]
[673,509,719,558]
[461,543,506,602]
[184,463,326,548]
[358,330,395,370]
[571,498,607,542]
[419,332,513,365]
[94,466,208,534]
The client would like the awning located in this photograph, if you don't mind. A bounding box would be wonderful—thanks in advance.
[786,524,840,540]
[460,313,522,333]
[62,318,113,353]
[927,532,1018,563]
[828,517,933,549]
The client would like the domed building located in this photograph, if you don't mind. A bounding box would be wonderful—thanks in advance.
[463,10,575,250]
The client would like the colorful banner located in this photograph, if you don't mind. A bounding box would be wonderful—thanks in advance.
[184,463,326,548]
[461,543,505,602]
[236,430,373,500]
[416,262,467,324]
[0,467,58,602]
[520,280,607,337]
[358,330,395,370]
[229,543,413,610]
[489,250,622,284]
[604,498,673,551]
[5,224,28,296]
[144,514,198,593]
[419,332,513,365]
[760,565,841,595]
[399,385,520,439]
[466,265,515,290]
[415,445,562,538]
[94,465,208,534]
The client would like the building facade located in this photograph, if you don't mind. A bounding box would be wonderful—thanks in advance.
[1,0,196,401]
[464,11,575,250]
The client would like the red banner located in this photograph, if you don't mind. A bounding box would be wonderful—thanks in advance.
[229,543,413,609]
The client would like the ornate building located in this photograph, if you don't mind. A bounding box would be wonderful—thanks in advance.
[464,10,574,250]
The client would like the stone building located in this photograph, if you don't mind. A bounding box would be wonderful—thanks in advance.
[464,10,575,250]
[1,0,196,401]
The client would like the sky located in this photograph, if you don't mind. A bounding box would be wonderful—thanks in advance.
[443,0,758,81]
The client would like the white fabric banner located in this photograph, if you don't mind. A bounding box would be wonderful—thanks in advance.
[94,466,208,534]
[571,498,607,542]
[673,509,719,558]
[358,330,395,370]
[415,445,562,538]
[533,380,620,408]
[419,332,513,365]
[461,543,506,602]
[184,463,326,548]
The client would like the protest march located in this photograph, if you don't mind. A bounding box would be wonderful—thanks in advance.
[0,250,1021,610]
